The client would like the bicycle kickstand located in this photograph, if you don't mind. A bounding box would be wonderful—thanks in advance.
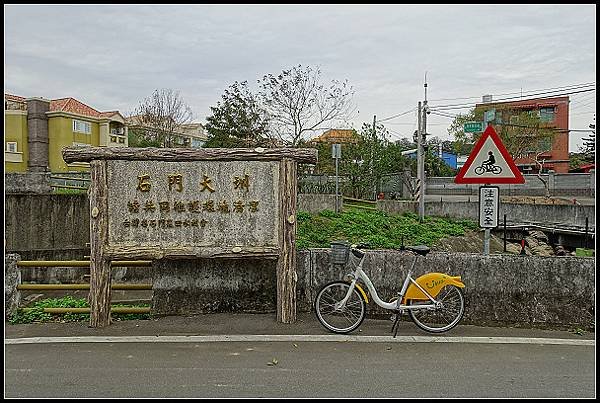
[391,312,401,338]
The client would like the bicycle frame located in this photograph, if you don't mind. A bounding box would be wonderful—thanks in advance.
[335,252,439,312]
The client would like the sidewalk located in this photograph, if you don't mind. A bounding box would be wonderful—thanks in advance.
[5,312,595,342]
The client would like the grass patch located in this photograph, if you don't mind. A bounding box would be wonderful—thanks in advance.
[297,209,478,250]
[8,296,151,324]
[575,248,595,257]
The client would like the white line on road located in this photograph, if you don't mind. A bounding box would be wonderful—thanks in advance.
[4,335,595,346]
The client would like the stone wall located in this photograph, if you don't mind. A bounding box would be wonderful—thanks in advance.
[5,194,90,253]
[426,171,595,197]
[377,199,595,229]
[5,172,53,194]
[297,193,340,213]
[7,248,594,329]
[150,250,594,330]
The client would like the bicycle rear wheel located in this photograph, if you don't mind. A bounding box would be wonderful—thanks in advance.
[408,285,464,333]
[315,281,366,334]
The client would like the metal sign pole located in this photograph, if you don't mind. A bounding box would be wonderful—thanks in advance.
[335,156,339,213]
[484,228,491,255]
[332,144,341,213]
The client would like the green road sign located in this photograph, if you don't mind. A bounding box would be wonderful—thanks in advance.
[464,121,484,133]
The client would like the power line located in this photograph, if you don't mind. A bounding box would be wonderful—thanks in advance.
[376,107,416,123]
[429,87,596,111]
[570,99,596,110]
[428,81,595,103]
[430,87,595,111]
[430,110,458,119]
[569,92,597,105]
[571,109,597,117]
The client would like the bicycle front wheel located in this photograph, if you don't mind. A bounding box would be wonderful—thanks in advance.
[408,285,464,333]
[315,281,366,334]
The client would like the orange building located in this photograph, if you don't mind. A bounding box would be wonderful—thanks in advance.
[310,128,359,145]
[476,96,570,173]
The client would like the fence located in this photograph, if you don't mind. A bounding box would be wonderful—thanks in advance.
[5,256,153,318]
[300,171,595,199]
[50,172,91,191]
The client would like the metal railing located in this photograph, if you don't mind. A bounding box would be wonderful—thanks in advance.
[14,259,153,315]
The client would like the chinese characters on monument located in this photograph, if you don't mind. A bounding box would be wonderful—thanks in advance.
[106,160,280,251]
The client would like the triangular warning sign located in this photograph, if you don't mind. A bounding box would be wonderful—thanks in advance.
[455,125,525,184]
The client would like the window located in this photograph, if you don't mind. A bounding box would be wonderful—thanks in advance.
[539,107,555,123]
[6,141,17,152]
[73,119,91,134]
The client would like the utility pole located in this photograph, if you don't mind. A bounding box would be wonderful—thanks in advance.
[418,74,428,221]
[416,101,424,221]
[372,115,377,200]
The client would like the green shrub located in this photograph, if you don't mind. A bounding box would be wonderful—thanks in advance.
[296,209,477,249]
[8,296,151,324]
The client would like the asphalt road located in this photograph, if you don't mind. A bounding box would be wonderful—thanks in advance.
[5,340,595,398]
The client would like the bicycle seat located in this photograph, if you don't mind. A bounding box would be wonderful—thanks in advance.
[406,245,430,256]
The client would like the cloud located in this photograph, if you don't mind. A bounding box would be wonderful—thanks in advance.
[4,4,596,150]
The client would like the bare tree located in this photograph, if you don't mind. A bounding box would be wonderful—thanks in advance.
[534,151,551,198]
[130,89,193,148]
[258,65,355,146]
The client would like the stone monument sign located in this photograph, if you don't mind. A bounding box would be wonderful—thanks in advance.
[62,147,318,327]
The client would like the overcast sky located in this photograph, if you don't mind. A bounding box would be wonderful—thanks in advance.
[4,4,596,151]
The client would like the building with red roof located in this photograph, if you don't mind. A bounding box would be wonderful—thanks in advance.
[5,93,128,172]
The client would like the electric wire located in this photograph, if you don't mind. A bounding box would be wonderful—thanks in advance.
[429,87,596,111]
[427,81,595,102]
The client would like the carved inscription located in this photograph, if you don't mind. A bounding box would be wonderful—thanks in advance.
[106,160,280,249]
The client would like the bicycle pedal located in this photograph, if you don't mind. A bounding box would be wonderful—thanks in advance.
[390,314,396,322]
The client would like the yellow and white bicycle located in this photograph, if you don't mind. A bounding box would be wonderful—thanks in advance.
[315,242,465,336]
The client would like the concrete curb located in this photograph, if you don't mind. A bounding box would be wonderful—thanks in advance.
[5,334,595,346]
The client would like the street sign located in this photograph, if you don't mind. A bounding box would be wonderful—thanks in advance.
[484,109,496,124]
[454,125,525,184]
[479,186,499,228]
[464,121,484,133]
[332,143,341,159]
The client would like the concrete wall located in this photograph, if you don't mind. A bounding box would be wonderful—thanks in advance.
[297,193,341,213]
[7,236,594,329]
[5,194,90,256]
[5,172,53,194]
[426,171,595,197]
[148,249,595,330]
[377,200,595,229]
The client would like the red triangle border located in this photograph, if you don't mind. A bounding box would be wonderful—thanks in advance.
[454,125,525,184]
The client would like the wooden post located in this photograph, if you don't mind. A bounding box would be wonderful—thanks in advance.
[62,147,318,326]
[89,160,112,327]
[5,253,21,320]
[277,158,298,323]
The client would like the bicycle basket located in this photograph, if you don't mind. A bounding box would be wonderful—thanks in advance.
[330,240,350,265]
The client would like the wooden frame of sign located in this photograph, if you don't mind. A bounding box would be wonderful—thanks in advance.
[62,147,318,327]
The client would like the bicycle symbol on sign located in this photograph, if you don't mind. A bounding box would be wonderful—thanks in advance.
[474,151,502,175]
